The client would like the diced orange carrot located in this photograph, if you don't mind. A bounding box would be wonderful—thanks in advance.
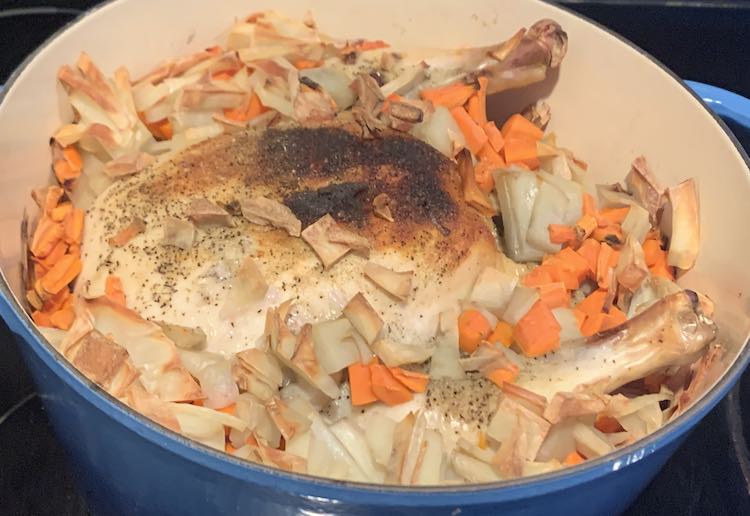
[224,91,267,123]
[389,368,430,393]
[50,203,72,222]
[348,362,378,406]
[421,82,476,109]
[50,307,75,330]
[466,77,488,126]
[30,218,64,258]
[64,208,85,245]
[523,265,555,288]
[487,321,514,347]
[513,300,561,357]
[572,308,587,330]
[217,404,237,416]
[564,451,585,465]
[40,254,81,295]
[342,39,389,54]
[146,117,173,141]
[601,306,627,331]
[548,224,577,245]
[105,276,126,306]
[650,261,675,281]
[642,239,663,267]
[478,142,505,167]
[225,443,236,454]
[370,364,413,406]
[458,309,492,354]
[478,432,488,449]
[543,256,581,290]
[486,365,520,388]
[580,312,606,337]
[211,70,236,81]
[575,214,598,239]
[450,106,488,154]
[598,207,630,226]
[484,121,505,153]
[503,138,540,169]
[42,287,70,313]
[474,160,497,193]
[501,113,544,141]
[582,193,597,217]
[53,160,81,183]
[42,186,65,215]
[592,225,624,245]
[292,58,324,70]
[36,239,68,269]
[557,247,592,282]
[62,146,83,172]
[538,282,570,309]
[594,414,624,434]
[32,310,53,327]
[577,290,607,316]
[576,239,600,275]
[596,243,619,289]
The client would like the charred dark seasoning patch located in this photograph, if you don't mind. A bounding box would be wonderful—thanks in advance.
[256,127,456,227]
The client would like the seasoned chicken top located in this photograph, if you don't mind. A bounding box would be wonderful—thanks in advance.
[77,121,501,353]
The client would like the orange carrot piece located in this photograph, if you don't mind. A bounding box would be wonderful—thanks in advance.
[601,306,627,331]
[596,243,619,289]
[224,91,267,123]
[594,414,624,434]
[538,282,570,309]
[474,160,497,193]
[42,285,70,313]
[484,121,505,153]
[577,290,607,316]
[40,254,81,295]
[582,193,597,217]
[513,300,561,357]
[576,238,600,275]
[543,256,581,290]
[217,404,237,416]
[370,364,413,406]
[501,114,544,141]
[466,77,488,126]
[487,321,514,347]
[292,58,324,70]
[211,70,235,81]
[225,443,236,454]
[580,312,606,337]
[503,137,540,169]
[486,365,520,388]
[146,118,173,141]
[32,310,53,327]
[450,106,488,154]
[523,265,555,288]
[642,239,664,267]
[548,224,577,245]
[342,39,389,54]
[592,225,624,245]
[42,186,65,215]
[458,309,492,354]
[389,368,430,393]
[572,308,587,330]
[557,247,591,282]
[53,160,81,183]
[30,218,65,258]
[50,203,72,222]
[478,142,505,167]
[348,362,378,406]
[36,239,68,269]
[421,82,476,109]
[64,208,85,245]
[62,146,83,172]
[50,307,75,330]
[575,214,598,239]
[564,451,585,465]
[105,276,126,306]
[598,207,630,226]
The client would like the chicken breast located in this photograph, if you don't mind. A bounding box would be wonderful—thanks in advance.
[78,120,501,354]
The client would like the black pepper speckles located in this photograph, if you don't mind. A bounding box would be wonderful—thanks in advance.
[426,374,500,432]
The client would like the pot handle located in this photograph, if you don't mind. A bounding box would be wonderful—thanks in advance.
[686,80,750,129]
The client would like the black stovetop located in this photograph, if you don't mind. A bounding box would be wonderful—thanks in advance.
[1,2,749,515]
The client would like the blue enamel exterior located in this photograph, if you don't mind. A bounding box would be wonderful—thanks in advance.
[1,31,750,516]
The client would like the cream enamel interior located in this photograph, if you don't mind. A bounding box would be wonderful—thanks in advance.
[0,0,748,442]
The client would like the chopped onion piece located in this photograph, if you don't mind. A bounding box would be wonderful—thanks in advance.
[551,307,583,343]
[299,68,356,111]
[363,262,413,300]
[342,293,383,345]
[413,429,444,485]
[572,423,612,458]
[411,106,465,158]
[621,202,651,243]
[494,169,544,262]
[365,413,397,466]
[371,339,435,367]
[220,256,268,320]
[452,453,503,482]
[311,318,360,374]
[664,178,700,271]
[301,214,351,269]
[330,419,385,483]
[527,179,567,254]
[468,266,518,317]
